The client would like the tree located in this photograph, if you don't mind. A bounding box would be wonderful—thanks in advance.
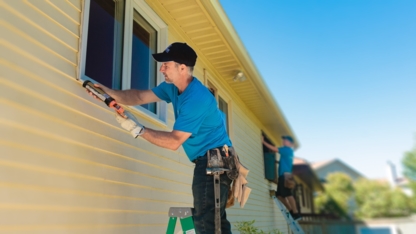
[402,148,416,181]
[354,179,411,218]
[402,142,416,211]
[314,172,354,218]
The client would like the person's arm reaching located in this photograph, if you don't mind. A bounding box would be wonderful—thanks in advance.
[262,136,279,153]
[142,129,191,151]
[115,114,191,151]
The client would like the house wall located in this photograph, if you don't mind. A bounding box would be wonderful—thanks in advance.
[0,0,290,233]
[229,106,289,233]
[295,179,313,214]
[315,161,363,181]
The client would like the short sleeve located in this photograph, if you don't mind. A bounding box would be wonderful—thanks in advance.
[173,96,211,135]
[152,82,172,103]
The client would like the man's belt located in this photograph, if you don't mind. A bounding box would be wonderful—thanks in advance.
[206,145,240,234]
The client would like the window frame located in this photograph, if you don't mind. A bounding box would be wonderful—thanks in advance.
[218,95,229,134]
[206,79,233,139]
[79,0,168,124]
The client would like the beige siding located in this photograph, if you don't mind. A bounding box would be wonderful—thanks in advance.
[1,0,293,233]
[0,0,192,233]
[226,105,289,234]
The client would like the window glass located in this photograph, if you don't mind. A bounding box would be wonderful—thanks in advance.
[218,96,229,133]
[131,11,157,113]
[85,0,125,89]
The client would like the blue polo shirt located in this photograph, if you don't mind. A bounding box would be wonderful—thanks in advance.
[278,146,294,175]
[152,78,232,161]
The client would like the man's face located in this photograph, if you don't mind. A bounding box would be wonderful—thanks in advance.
[159,61,180,84]
[282,139,293,147]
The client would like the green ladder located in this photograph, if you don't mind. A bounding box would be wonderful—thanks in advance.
[166,207,196,234]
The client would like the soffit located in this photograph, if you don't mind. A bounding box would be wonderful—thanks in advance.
[146,0,299,148]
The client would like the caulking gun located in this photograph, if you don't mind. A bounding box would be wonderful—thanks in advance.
[82,80,127,118]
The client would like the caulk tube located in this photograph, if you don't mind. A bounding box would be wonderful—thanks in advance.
[82,80,126,117]
[82,80,113,103]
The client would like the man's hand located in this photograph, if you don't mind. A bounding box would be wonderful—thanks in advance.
[85,82,112,101]
[115,112,144,138]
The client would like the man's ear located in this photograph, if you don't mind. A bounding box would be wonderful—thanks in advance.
[179,64,187,73]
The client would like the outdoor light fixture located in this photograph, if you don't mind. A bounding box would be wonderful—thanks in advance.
[233,71,246,82]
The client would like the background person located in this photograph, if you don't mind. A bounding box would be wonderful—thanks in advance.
[262,135,301,221]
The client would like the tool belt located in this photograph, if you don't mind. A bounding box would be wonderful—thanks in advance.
[206,145,239,180]
[205,145,239,234]
[283,172,296,189]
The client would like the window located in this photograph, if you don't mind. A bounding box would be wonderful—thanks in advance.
[131,10,157,113]
[297,184,304,207]
[218,96,229,133]
[207,80,218,99]
[206,80,230,134]
[80,0,167,120]
[84,0,125,89]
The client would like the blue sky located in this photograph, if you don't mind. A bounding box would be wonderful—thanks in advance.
[220,0,416,179]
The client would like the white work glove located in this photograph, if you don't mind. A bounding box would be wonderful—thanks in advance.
[115,111,145,138]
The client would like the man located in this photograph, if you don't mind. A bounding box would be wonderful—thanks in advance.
[262,135,301,221]
[88,42,233,233]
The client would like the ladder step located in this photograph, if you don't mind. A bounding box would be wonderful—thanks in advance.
[166,207,196,234]
[168,207,193,218]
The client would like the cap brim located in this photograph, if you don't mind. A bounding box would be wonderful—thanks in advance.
[152,53,173,62]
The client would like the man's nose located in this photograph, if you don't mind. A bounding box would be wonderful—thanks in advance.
[159,65,164,72]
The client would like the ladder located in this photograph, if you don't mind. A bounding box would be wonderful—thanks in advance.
[166,207,196,234]
[272,195,305,234]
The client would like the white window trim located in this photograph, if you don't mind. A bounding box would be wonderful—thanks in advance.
[78,0,168,125]
[205,74,233,140]
[78,0,91,83]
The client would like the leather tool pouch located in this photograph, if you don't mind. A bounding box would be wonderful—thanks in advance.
[223,147,239,180]
[284,172,296,189]
[206,147,240,181]
[207,148,225,169]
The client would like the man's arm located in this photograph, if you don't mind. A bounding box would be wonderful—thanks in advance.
[90,84,160,105]
[141,129,191,151]
[262,136,279,153]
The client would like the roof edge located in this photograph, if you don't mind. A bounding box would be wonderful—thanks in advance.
[199,0,299,148]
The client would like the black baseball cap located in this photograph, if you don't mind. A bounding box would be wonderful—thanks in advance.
[152,42,197,67]
[282,135,294,144]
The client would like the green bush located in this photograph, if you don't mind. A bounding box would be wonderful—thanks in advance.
[234,220,283,234]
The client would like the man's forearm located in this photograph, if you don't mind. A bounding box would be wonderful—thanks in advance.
[141,128,189,151]
[104,89,143,105]
[263,141,278,152]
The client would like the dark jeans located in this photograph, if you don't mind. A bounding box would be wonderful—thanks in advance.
[192,156,232,234]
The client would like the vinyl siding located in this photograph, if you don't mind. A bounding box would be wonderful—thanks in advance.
[0,0,190,233]
[0,0,291,233]
[227,105,290,234]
